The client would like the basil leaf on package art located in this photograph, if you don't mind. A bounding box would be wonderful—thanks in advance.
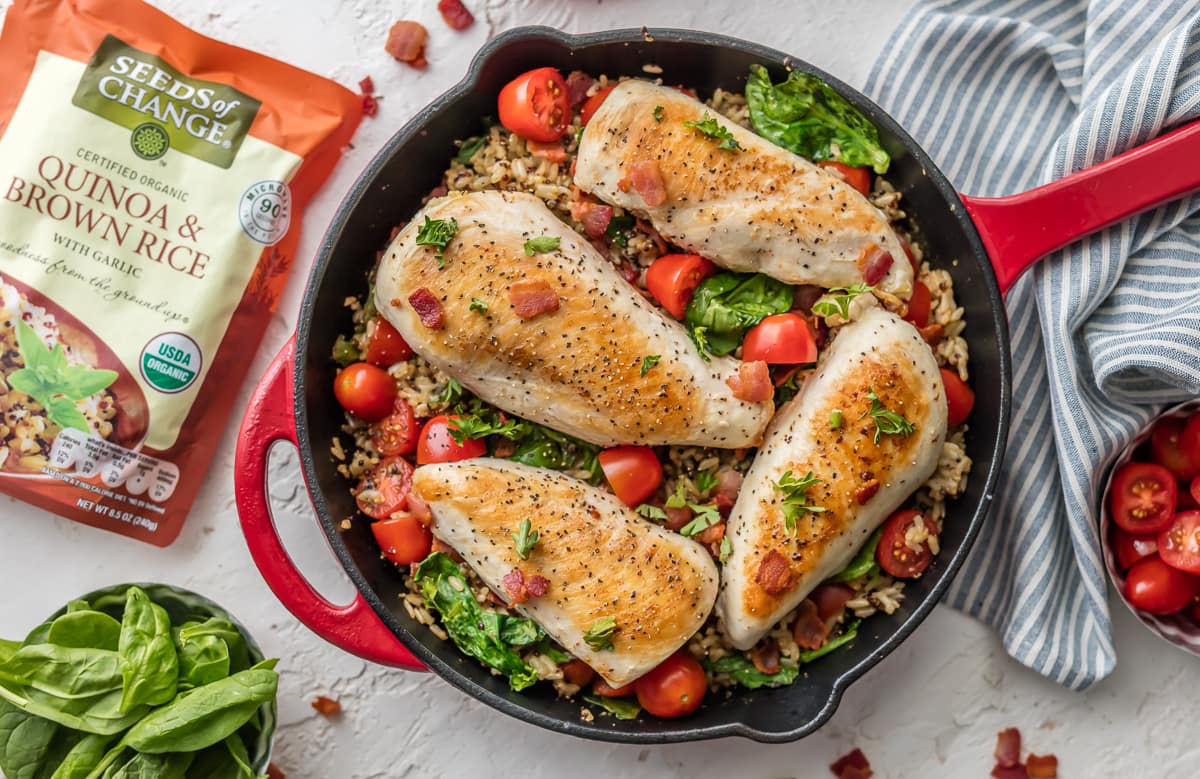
[7,320,117,432]
[117,588,178,712]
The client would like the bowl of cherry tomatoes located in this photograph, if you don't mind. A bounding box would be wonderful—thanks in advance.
[1102,399,1200,653]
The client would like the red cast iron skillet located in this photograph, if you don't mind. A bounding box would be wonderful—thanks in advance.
[233,27,1200,743]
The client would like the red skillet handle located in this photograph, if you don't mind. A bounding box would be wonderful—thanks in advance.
[961,119,1200,294]
[233,336,425,670]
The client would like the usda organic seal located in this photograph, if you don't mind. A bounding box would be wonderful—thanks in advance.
[238,179,291,245]
[140,332,202,394]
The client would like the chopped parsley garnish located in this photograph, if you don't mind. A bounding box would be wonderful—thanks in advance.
[605,213,634,248]
[635,503,667,521]
[416,217,458,264]
[812,284,872,321]
[456,136,486,163]
[448,411,523,445]
[719,536,733,564]
[694,470,718,495]
[829,410,843,430]
[689,326,712,362]
[438,377,463,404]
[576,126,585,145]
[523,236,561,256]
[861,387,915,444]
[512,518,539,560]
[683,113,743,151]
[653,105,665,122]
[583,616,617,651]
[469,298,488,314]
[773,469,826,536]
[640,355,661,376]
[678,503,721,537]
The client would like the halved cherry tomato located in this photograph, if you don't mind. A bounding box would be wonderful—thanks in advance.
[877,508,935,578]
[904,281,931,328]
[1150,418,1200,479]
[1124,556,1200,614]
[598,445,663,507]
[371,399,419,456]
[355,456,414,520]
[1192,477,1200,507]
[592,678,635,697]
[940,368,975,427]
[560,659,596,688]
[634,651,706,718]
[580,84,615,125]
[818,160,871,195]
[1113,529,1158,570]
[1110,462,1177,534]
[371,511,431,565]
[901,238,919,275]
[334,362,397,422]
[1178,482,1199,511]
[1159,511,1200,575]
[416,415,487,464]
[1180,414,1200,471]
[645,254,717,319]
[498,67,570,142]
[741,313,817,365]
[363,318,413,366]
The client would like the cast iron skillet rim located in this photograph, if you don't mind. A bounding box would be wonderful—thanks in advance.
[291,25,1012,743]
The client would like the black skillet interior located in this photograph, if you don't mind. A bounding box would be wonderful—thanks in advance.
[292,27,1011,743]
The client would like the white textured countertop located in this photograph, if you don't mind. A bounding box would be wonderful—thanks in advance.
[1,1,1197,776]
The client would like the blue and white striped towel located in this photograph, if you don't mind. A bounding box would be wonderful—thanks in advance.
[866,0,1200,689]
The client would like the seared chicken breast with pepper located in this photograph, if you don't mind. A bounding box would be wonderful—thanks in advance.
[412,458,720,686]
[574,80,912,299]
[717,309,946,650]
[375,190,773,448]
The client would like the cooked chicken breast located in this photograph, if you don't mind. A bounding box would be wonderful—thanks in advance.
[574,80,913,299]
[412,458,720,686]
[717,309,946,650]
[375,190,772,448]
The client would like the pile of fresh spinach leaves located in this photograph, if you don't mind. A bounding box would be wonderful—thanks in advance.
[0,586,276,778]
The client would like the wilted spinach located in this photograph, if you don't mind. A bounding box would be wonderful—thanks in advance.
[703,655,799,689]
[684,272,794,356]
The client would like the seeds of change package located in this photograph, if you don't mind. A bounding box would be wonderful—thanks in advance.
[0,0,362,544]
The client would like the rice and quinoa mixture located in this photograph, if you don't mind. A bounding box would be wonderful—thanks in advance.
[0,278,117,471]
[330,75,973,714]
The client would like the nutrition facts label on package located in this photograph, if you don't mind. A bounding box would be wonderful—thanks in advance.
[47,428,179,503]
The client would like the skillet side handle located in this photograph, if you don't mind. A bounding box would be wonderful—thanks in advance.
[233,336,425,671]
[961,118,1200,294]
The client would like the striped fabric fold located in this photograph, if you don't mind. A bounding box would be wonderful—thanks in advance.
[865,0,1200,689]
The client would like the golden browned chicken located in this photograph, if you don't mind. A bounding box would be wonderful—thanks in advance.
[411,458,720,686]
[574,80,913,299]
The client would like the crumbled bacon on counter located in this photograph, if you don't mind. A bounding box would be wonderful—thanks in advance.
[358,76,379,117]
[860,247,894,286]
[791,598,828,650]
[408,287,443,328]
[995,728,1022,768]
[437,0,474,30]
[727,360,772,402]
[829,748,873,779]
[385,21,428,67]
[755,549,795,595]
[510,279,560,319]
[626,160,667,207]
[749,637,781,674]
[311,695,341,716]
[502,568,549,604]
[990,726,1057,778]
[267,763,286,779]
[1026,754,1058,778]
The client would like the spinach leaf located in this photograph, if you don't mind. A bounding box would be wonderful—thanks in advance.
[176,620,249,674]
[0,680,146,736]
[0,645,125,701]
[117,588,178,712]
[508,423,602,483]
[582,694,641,720]
[798,620,861,664]
[173,633,229,691]
[684,272,793,356]
[495,615,543,648]
[412,553,540,691]
[7,320,118,432]
[745,64,890,174]
[98,750,193,779]
[0,699,61,779]
[703,654,799,689]
[0,639,19,664]
[48,612,122,652]
[830,529,882,583]
[120,662,277,755]
[48,733,112,778]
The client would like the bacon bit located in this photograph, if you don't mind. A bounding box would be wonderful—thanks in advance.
[578,203,614,239]
[361,94,380,117]
[560,659,596,687]
[565,70,595,107]
[526,574,549,597]
[509,279,560,319]
[628,160,667,207]
[749,637,781,675]
[1025,755,1058,778]
[714,470,743,514]
[697,520,725,546]
[830,748,873,779]
[636,218,670,255]
[792,598,829,650]
[664,505,693,531]
[995,728,1022,768]
[810,582,855,621]
[616,261,640,285]
[791,284,826,314]
[859,247,894,286]
[528,139,568,163]
[492,438,517,457]
[267,764,286,779]
[437,0,474,30]
[408,287,443,329]
[991,766,1029,779]
[407,493,432,525]
[359,76,375,95]
[755,549,795,596]
[502,568,548,604]
[385,21,428,65]
[919,322,944,345]
[855,478,881,505]
[727,361,772,403]
[311,695,341,716]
